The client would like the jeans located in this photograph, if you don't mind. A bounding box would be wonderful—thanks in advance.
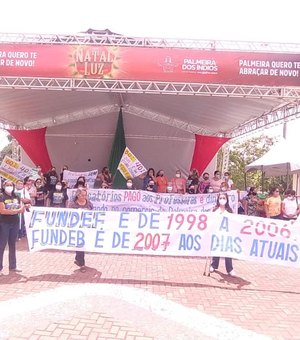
[75,251,85,266]
[18,214,26,238]
[211,257,233,273]
[0,221,19,271]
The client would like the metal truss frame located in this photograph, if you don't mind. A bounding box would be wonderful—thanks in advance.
[1,76,300,137]
[25,102,211,135]
[124,105,209,135]
[230,100,300,138]
[24,104,117,129]
[1,32,300,52]
[1,76,300,99]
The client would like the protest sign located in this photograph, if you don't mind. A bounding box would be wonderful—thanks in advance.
[0,156,35,182]
[67,189,239,213]
[117,147,147,179]
[26,207,300,268]
[63,169,98,188]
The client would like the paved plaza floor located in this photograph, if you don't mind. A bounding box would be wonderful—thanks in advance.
[0,238,299,339]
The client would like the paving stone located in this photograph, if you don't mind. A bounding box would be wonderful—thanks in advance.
[0,239,299,339]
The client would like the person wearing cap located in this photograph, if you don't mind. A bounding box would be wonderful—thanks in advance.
[0,180,25,275]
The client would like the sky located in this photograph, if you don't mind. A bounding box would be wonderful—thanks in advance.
[1,0,300,43]
[0,0,300,146]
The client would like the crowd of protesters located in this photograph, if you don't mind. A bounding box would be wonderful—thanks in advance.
[0,164,299,276]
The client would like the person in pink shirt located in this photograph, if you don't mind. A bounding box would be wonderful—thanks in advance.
[171,170,186,194]
[210,170,223,193]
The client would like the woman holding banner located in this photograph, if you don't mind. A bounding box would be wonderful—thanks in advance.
[0,180,25,275]
[209,192,236,276]
[68,188,93,273]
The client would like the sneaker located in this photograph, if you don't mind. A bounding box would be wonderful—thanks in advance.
[9,268,22,273]
[74,260,84,267]
[228,270,236,276]
[209,266,215,273]
[74,261,86,272]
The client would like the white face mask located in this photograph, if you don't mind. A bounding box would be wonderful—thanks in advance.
[288,196,294,200]
[127,182,133,188]
[224,175,229,180]
[219,198,227,205]
[176,173,180,178]
[56,185,62,191]
[221,187,227,192]
[167,186,173,192]
[208,189,214,193]
[5,186,14,194]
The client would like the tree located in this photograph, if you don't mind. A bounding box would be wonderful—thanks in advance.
[0,141,13,162]
[228,134,280,191]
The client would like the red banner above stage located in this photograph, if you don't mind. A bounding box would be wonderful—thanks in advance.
[1,44,300,86]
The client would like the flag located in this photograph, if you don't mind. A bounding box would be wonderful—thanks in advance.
[118,147,147,179]
[108,107,127,189]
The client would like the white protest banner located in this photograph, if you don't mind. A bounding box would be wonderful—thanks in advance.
[67,189,239,213]
[117,147,147,179]
[63,169,98,188]
[26,207,300,268]
[0,156,35,183]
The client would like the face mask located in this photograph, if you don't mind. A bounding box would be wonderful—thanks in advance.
[189,189,195,194]
[221,187,227,192]
[224,175,229,180]
[4,185,14,194]
[167,186,172,192]
[127,183,133,188]
[219,198,227,205]
[56,185,62,190]
[160,173,164,177]
[5,186,13,194]
[208,189,214,193]
[78,181,84,185]
[176,173,180,178]
[16,185,23,190]
[288,196,294,200]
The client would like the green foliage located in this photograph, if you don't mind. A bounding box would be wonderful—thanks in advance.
[0,142,13,162]
[228,134,283,191]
